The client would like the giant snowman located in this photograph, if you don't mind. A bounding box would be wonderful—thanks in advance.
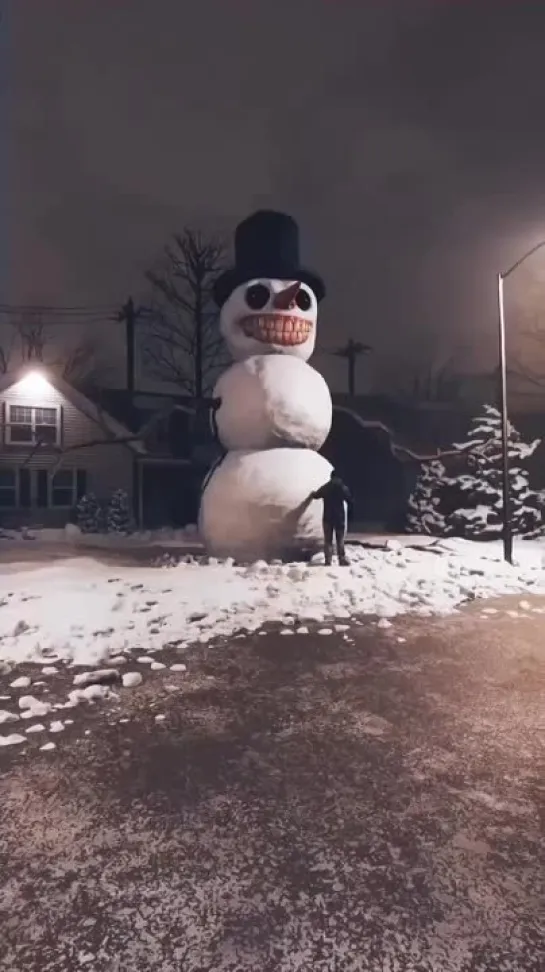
[199,210,333,560]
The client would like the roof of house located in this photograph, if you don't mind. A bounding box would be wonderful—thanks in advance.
[0,370,147,454]
[89,388,216,433]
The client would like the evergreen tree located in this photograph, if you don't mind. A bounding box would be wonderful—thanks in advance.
[76,492,103,534]
[406,460,450,535]
[106,488,133,534]
[446,405,542,540]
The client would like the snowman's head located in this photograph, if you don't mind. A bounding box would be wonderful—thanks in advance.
[219,278,318,362]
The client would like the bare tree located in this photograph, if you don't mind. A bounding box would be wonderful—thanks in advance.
[379,350,465,404]
[6,314,104,390]
[0,326,17,373]
[143,229,229,398]
[18,313,47,362]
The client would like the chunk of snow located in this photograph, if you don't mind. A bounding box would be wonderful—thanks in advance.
[26,723,46,733]
[0,733,26,746]
[150,661,166,670]
[10,676,31,689]
[0,709,18,724]
[122,672,143,688]
[49,721,65,733]
[39,742,56,751]
[18,696,51,717]
[169,664,187,672]
[18,695,41,711]
[73,669,120,688]
[80,684,112,702]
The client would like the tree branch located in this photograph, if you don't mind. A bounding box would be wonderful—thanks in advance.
[142,227,230,396]
[335,413,474,463]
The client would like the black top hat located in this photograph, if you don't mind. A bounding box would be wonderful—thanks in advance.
[213,210,326,308]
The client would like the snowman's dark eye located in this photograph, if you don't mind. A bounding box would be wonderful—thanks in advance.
[245,283,270,310]
[295,288,312,311]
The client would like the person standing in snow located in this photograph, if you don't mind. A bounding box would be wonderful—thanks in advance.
[310,470,353,566]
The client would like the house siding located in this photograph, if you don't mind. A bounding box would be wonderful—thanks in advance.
[0,379,134,527]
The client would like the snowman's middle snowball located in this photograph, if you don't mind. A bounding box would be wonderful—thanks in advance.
[214,354,332,451]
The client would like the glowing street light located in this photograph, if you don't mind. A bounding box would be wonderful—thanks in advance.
[497,240,545,563]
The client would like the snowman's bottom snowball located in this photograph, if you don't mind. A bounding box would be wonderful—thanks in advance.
[199,448,333,560]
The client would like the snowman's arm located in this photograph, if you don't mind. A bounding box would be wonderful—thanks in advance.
[349,418,474,462]
[210,397,222,441]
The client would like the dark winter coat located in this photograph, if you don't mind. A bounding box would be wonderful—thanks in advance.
[312,477,352,526]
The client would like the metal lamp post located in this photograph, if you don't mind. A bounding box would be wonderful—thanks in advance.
[497,240,545,563]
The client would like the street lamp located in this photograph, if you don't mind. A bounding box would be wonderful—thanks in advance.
[497,239,545,564]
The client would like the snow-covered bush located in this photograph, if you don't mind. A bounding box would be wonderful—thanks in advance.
[406,460,450,536]
[106,488,133,534]
[76,492,103,534]
[405,405,544,540]
[446,405,543,540]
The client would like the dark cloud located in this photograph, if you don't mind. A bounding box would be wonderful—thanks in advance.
[7,0,545,386]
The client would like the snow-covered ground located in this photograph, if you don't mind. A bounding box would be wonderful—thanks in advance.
[0,523,201,548]
[1,537,545,670]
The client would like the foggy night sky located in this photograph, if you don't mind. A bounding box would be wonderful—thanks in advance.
[5,0,545,390]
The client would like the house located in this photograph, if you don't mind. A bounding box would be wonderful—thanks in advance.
[0,368,146,528]
[85,388,221,529]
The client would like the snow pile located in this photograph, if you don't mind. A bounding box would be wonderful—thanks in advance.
[0,540,544,668]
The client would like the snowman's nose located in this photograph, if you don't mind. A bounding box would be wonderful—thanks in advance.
[273,282,301,310]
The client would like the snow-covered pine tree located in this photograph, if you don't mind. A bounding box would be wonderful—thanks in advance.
[406,459,450,535]
[106,488,133,534]
[446,405,543,540]
[76,492,103,534]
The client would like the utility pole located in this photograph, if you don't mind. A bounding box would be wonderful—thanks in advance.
[194,283,203,401]
[117,297,145,395]
[332,338,372,397]
[495,238,545,563]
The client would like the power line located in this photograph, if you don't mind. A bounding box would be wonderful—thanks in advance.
[0,308,118,325]
[0,303,117,316]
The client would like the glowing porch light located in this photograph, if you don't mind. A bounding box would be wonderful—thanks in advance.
[14,371,52,395]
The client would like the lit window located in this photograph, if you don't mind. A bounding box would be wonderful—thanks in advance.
[7,405,59,445]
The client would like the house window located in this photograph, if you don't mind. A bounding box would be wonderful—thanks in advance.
[50,469,88,508]
[51,470,75,507]
[0,469,17,507]
[7,405,59,445]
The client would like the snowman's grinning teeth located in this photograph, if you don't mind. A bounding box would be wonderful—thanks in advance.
[240,314,312,346]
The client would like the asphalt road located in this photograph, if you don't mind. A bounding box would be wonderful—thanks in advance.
[0,600,543,972]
